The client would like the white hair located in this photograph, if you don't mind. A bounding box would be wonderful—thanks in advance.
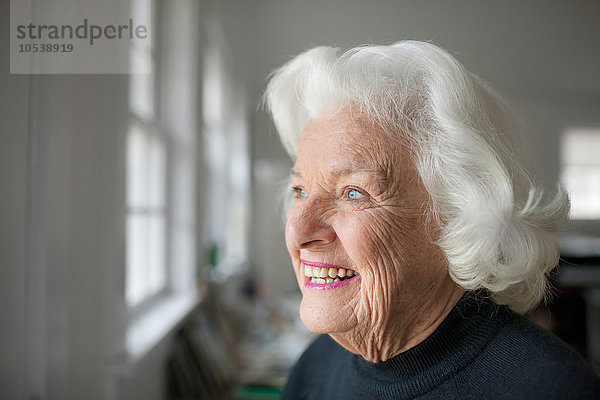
[264,41,570,314]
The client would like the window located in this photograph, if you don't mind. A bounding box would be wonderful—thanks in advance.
[560,126,600,220]
[126,0,198,311]
[201,19,250,276]
[126,122,167,307]
[123,0,199,360]
[126,0,168,309]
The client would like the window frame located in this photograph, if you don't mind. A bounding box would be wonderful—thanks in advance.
[120,0,200,364]
[125,0,173,315]
[125,116,173,314]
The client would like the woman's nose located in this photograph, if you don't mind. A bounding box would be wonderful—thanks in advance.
[286,202,336,250]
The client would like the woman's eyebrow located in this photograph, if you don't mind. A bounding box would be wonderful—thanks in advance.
[330,165,389,185]
[290,166,388,184]
[290,167,302,178]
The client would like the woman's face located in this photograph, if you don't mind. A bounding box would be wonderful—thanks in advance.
[286,108,460,361]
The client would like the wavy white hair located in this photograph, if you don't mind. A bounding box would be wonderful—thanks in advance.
[264,41,569,314]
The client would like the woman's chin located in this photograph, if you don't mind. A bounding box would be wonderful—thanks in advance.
[299,295,357,334]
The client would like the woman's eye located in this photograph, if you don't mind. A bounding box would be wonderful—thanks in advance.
[344,187,366,201]
[292,187,307,199]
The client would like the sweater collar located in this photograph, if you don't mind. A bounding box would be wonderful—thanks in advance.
[349,291,514,398]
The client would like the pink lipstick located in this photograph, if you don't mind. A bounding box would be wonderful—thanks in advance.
[301,259,360,290]
[304,275,360,290]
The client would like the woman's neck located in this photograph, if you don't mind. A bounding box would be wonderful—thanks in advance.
[330,279,465,363]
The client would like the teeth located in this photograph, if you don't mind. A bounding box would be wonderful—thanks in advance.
[305,265,313,277]
[303,262,358,283]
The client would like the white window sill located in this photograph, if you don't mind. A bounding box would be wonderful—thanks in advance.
[125,291,199,365]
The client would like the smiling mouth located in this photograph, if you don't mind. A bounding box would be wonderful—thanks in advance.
[301,259,359,287]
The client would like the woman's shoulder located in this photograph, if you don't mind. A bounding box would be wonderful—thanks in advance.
[494,312,593,370]
[457,310,600,399]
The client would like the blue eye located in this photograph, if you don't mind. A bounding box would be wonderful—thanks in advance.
[293,187,307,198]
[346,188,363,200]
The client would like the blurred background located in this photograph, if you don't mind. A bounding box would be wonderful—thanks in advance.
[1,0,599,399]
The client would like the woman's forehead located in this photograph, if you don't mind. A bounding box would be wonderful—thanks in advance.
[296,110,404,169]
[293,116,417,193]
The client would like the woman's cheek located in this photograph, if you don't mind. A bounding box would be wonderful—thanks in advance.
[338,215,398,272]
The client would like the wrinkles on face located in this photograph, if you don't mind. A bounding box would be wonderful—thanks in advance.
[342,190,440,359]
[287,107,463,362]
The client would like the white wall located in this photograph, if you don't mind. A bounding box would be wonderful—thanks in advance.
[218,0,600,100]
[0,70,128,399]
[0,3,30,398]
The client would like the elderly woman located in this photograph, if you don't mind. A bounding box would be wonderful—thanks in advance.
[264,41,600,399]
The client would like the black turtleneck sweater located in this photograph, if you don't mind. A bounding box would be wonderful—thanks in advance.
[281,293,600,399]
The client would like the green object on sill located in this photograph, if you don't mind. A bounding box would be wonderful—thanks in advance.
[235,385,282,400]
[207,243,218,268]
